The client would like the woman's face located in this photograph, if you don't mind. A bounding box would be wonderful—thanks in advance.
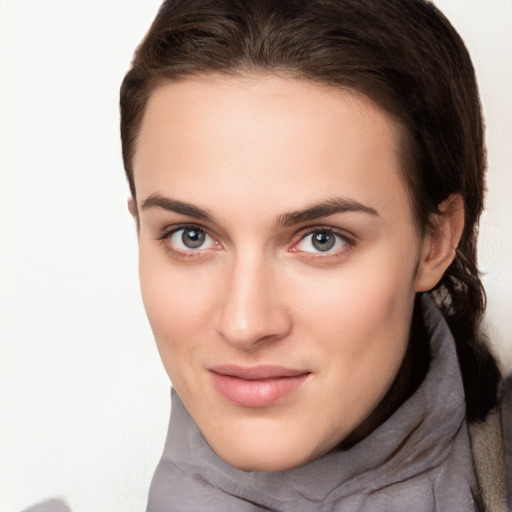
[133,75,427,472]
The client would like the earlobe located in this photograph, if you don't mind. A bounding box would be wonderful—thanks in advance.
[414,194,465,292]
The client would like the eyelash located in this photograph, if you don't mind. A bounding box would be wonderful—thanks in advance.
[156,224,355,260]
[291,226,355,258]
[156,224,221,259]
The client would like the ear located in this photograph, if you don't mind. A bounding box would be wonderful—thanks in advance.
[414,194,465,292]
[127,196,137,217]
[127,196,140,234]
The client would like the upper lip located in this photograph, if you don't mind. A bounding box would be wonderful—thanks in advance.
[209,365,309,380]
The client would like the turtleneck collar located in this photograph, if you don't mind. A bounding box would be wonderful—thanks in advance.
[147,294,478,511]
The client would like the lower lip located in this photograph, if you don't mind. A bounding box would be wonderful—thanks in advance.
[210,372,309,407]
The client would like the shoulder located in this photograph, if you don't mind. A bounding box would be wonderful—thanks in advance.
[469,375,512,512]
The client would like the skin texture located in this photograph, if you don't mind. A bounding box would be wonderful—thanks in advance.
[131,75,464,472]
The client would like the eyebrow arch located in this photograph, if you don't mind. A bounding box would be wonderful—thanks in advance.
[140,193,213,221]
[276,197,379,226]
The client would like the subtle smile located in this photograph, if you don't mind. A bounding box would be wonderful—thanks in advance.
[209,365,311,408]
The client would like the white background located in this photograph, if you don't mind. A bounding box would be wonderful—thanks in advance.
[0,1,511,511]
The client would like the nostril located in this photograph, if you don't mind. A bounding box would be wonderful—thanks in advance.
[215,309,292,348]
[213,261,292,347]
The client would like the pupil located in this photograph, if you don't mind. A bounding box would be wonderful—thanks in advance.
[182,229,205,249]
[312,231,335,251]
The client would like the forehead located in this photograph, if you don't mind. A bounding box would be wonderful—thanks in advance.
[133,74,410,222]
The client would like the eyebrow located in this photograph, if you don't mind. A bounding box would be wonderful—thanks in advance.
[140,193,378,226]
[140,193,213,221]
[276,197,379,226]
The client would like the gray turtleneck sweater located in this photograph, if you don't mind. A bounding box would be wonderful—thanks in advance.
[20,296,511,512]
[146,296,479,511]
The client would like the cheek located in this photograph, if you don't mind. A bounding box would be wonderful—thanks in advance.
[291,251,416,335]
[288,245,418,384]
[294,265,415,425]
[138,246,217,372]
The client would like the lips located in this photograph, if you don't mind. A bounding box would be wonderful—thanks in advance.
[209,365,310,407]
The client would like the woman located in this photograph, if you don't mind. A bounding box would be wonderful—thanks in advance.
[119,0,511,510]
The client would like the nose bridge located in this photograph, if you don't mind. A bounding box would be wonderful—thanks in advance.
[214,248,290,348]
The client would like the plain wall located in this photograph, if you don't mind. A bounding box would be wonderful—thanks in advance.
[0,1,511,511]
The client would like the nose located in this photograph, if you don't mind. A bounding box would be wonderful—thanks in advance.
[213,254,292,349]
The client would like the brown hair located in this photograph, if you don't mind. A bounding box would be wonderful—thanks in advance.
[120,0,500,419]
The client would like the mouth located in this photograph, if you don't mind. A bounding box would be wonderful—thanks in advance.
[209,365,311,407]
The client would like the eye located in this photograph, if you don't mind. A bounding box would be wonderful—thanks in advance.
[296,229,349,254]
[167,226,218,251]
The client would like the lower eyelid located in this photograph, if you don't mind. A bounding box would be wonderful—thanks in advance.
[161,245,213,261]
[293,242,354,262]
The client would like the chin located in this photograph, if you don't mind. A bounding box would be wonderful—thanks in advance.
[208,432,324,473]
[220,450,308,473]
